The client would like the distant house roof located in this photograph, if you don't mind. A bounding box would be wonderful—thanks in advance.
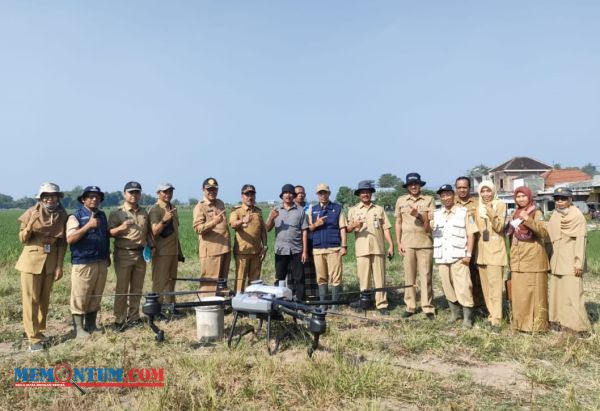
[542,169,592,188]
[490,157,552,173]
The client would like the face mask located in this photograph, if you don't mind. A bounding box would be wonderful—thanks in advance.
[43,204,57,212]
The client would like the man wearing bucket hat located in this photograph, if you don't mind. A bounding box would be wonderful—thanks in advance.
[394,173,436,319]
[109,181,154,331]
[149,183,183,313]
[308,183,348,310]
[66,186,110,338]
[266,184,309,300]
[347,180,394,315]
[432,184,478,328]
[229,184,267,292]
[16,182,68,352]
[193,177,231,295]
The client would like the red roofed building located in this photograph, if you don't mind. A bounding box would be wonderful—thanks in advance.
[542,169,592,189]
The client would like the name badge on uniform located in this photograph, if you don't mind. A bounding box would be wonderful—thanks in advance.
[43,244,51,253]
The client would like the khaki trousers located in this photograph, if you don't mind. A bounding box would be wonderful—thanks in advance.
[21,269,54,344]
[152,255,178,304]
[403,247,434,314]
[234,253,262,292]
[549,274,591,332]
[113,252,147,323]
[478,265,504,325]
[70,261,108,314]
[439,260,474,308]
[511,271,548,332]
[200,252,231,295]
[357,255,388,309]
[314,251,343,286]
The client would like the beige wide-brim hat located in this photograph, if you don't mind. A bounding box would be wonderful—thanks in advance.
[36,182,64,199]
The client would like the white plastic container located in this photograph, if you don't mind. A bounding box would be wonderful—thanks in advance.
[195,297,224,342]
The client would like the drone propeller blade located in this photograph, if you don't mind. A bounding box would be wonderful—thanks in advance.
[173,277,232,283]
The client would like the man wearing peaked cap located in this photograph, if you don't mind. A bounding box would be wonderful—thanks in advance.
[395,173,436,319]
[308,183,348,310]
[109,181,155,331]
[432,185,478,328]
[229,184,267,292]
[149,183,184,314]
[347,180,394,315]
[67,186,110,337]
[266,184,309,300]
[193,177,231,295]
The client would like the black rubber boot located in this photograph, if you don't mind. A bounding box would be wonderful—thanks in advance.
[447,301,462,323]
[73,314,90,339]
[329,286,341,313]
[462,307,474,329]
[85,312,101,332]
[318,285,329,311]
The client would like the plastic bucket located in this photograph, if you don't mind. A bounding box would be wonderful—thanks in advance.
[195,297,224,342]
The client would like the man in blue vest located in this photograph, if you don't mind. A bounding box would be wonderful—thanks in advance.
[66,186,111,338]
[308,183,348,310]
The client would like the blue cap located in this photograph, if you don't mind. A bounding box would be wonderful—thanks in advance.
[78,186,104,203]
[354,180,376,195]
[553,187,573,197]
[124,181,142,192]
[403,173,426,188]
[437,184,454,195]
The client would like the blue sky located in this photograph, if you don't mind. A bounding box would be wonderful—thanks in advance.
[1,1,598,203]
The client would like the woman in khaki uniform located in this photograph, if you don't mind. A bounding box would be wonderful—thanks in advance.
[475,181,508,329]
[507,186,549,332]
[15,183,68,352]
[547,188,591,333]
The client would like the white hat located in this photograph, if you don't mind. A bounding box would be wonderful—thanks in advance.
[156,183,175,192]
[36,182,64,199]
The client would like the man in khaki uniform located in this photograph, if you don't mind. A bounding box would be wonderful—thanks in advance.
[192,177,231,295]
[394,173,435,319]
[67,186,110,338]
[347,181,394,315]
[308,183,348,310]
[149,183,183,311]
[432,185,478,328]
[547,187,591,334]
[16,182,68,352]
[455,176,485,310]
[109,181,154,330]
[229,184,267,292]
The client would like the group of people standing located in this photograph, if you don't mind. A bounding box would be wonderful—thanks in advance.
[15,173,592,352]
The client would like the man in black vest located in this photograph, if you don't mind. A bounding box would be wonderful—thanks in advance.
[66,186,110,338]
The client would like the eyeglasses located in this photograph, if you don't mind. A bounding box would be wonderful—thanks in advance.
[554,196,569,201]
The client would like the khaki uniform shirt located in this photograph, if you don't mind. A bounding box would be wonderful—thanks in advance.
[109,203,151,250]
[394,194,435,248]
[509,210,550,273]
[307,203,347,255]
[456,197,478,218]
[229,204,265,255]
[148,200,180,256]
[348,202,391,257]
[549,207,587,275]
[475,201,508,267]
[192,198,231,257]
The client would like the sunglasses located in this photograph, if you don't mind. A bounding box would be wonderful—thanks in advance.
[243,191,256,196]
[554,196,569,201]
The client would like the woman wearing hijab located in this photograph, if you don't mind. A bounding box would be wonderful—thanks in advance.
[15,182,68,352]
[547,187,591,334]
[506,186,549,332]
[475,181,508,330]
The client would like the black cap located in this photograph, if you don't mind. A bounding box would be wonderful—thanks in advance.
[553,187,573,197]
[354,180,376,195]
[77,186,104,203]
[279,184,296,199]
[403,173,426,188]
[203,177,218,189]
[241,184,256,194]
[437,184,454,195]
[124,181,142,192]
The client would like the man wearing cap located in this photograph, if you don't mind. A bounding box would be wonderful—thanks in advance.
[266,184,308,300]
[455,176,485,311]
[193,178,231,295]
[347,181,394,315]
[229,184,267,292]
[308,183,348,309]
[295,185,318,298]
[394,173,435,319]
[547,187,592,334]
[16,182,68,352]
[432,185,478,328]
[149,183,183,312]
[66,186,110,338]
[109,181,154,330]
